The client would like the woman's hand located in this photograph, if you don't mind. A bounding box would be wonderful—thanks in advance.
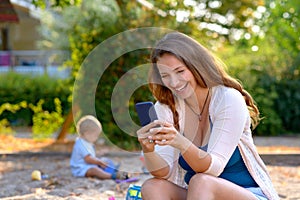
[149,120,192,152]
[137,120,192,152]
[137,121,162,153]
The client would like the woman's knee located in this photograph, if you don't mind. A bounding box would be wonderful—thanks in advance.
[141,178,165,199]
[142,178,187,200]
[142,178,166,193]
[187,173,217,199]
[189,173,216,190]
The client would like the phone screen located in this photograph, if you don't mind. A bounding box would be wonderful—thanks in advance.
[135,102,158,126]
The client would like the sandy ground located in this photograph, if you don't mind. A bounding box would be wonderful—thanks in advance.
[0,152,150,200]
[0,135,299,200]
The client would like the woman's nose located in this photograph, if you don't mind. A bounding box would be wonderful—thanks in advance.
[169,75,180,88]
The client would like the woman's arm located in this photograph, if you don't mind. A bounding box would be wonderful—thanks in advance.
[151,123,212,173]
[151,88,248,176]
[137,102,178,179]
[137,121,175,179]
[178,135,212,172]
[143,151,171,178]
[204,88,249,176]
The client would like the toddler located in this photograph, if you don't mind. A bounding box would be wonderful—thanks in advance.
[70,115,127,180]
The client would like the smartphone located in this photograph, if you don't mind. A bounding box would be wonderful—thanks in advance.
[135,101,158,126]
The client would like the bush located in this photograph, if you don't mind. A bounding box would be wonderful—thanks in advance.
[221,45,300,136]
[0,101,27,134]
[0,73,71,126]
[29,98,65,138]
[94,52,153,150]
[274,76,300,133]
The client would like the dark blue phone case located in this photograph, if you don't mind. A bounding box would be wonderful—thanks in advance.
[135,102,158,126]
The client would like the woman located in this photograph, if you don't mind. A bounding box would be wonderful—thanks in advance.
[137,32,279,200]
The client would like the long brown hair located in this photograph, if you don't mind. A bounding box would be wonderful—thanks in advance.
[149,32,260,130]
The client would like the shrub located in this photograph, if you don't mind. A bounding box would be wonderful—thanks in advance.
[0,101,27,134]
[0,73,71,126]
[29,98,65,138]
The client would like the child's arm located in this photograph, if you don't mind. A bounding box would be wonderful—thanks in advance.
[84,155,107,168]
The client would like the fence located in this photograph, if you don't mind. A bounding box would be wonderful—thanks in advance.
[0,50,70,79]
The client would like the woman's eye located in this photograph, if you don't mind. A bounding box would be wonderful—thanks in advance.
[177,70,185,74]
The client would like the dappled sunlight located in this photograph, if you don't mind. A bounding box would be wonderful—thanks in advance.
[0,160,22,173]
[0,135,299,199]
[257,146,300,154]
[0,135,55,153]
[267,165,300,199]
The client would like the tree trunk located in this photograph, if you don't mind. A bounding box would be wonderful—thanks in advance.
[56,110,73,142]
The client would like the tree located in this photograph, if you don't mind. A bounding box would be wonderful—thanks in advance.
[262,0,299,133]
[37,0,270,147]
[146,0,266,45]
[217,0,300,135]
[32,0,81,9]
[38,0,121,141]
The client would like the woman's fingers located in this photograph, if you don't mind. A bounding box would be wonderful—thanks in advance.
[149,124,175,135]
[136,122,162,152]
[151,132,173,141]
[149,125,177,146]
[137,120,168,141]
[139,136,156,153]
[136,120,178,148]
[153,120,172,127]
[140,136,155,145]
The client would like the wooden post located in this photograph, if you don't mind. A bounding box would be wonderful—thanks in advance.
[56,110,73,142]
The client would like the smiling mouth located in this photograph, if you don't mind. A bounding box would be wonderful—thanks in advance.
[175,83,188,92]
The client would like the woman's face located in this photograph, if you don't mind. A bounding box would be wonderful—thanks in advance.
[156,53,198,99]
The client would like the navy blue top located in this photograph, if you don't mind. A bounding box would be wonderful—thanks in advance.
[178,145,258,187]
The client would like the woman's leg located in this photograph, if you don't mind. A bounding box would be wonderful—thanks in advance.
[141,178,187,200]
[187,173,258,200]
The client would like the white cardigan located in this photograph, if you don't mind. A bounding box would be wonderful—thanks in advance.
[154,85,279,200]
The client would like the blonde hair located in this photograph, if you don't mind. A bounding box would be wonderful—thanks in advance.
[149,32,260,130]
[76,115,102,136]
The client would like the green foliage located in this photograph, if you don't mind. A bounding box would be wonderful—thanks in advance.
[34,0,300,148]
[218,0,300,135]
[253,0,299,134]
[219,42,299,135]
[29,98,65,138]
[219,46,283,135]
[250,71,283,135]
[95,52,154,150]
[0,101,27,134]
[38,0,167,149]
[274,64,300,133]
[0,98,67,138]
[32,0,81,9]
[0,73,71,126]
[150,0,265,44]
[264,0,299,55]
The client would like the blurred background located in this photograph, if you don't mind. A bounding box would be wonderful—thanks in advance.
[0,0,299,150]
